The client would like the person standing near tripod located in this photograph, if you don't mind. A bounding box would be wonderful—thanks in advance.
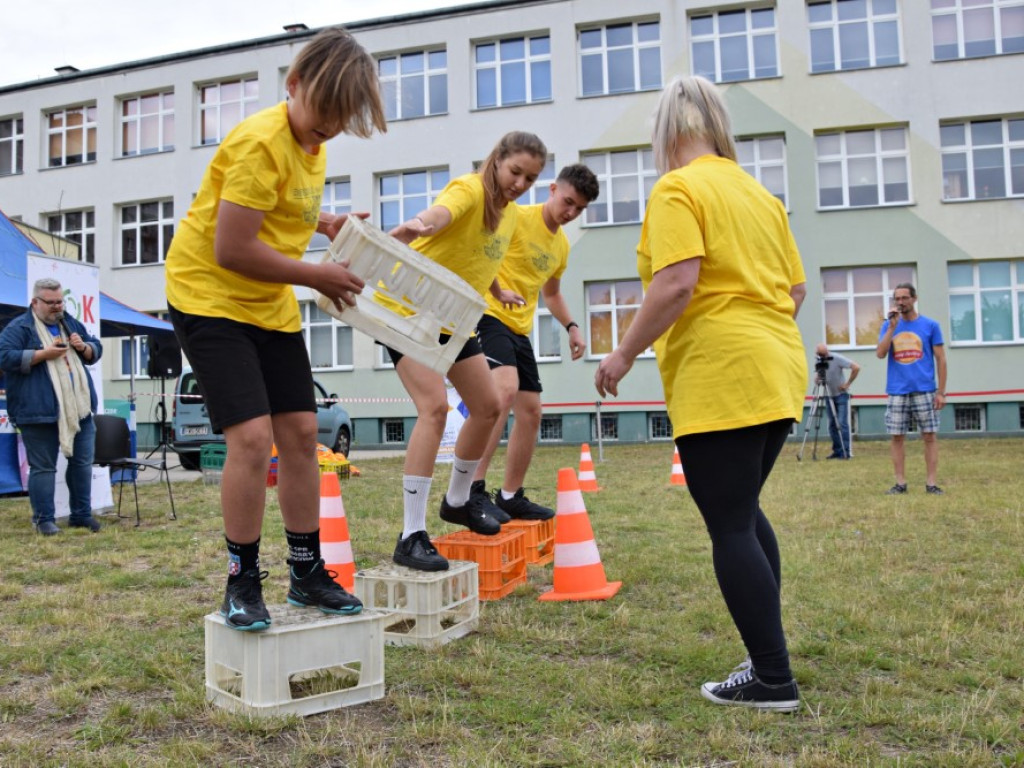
[814,343,859,459]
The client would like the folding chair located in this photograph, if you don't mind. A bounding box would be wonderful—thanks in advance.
[93,414,177,526]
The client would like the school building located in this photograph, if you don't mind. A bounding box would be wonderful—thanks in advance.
[1,0,1021,449]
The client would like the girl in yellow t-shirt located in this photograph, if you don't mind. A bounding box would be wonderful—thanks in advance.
[384,131,547,572]
[164,28,387,632]
[594,76,806,713]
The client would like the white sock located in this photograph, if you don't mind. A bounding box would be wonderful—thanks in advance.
[445,456,480,507]
[500,488,516,501]
[401,475,433,539]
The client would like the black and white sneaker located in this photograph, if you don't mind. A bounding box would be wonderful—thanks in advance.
[471,480,510,523]
[440,494,500,535]
[494,487,555,521]
[287,559,362,615]
[221,569,272,631]
[393,531,449,571]
[700,668,800,713]
[705,657,752,687]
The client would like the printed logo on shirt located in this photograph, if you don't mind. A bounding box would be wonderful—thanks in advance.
[529,243,552,273]
[483,234,509,262]
[892,332,924,364]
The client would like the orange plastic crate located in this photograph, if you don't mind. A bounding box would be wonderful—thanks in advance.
[432,529,526,601]
[502,518,555,566]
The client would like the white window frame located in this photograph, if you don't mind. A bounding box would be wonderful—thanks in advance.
[940,117,1024,201]
[117,311,170,380]
[808,0,903,73]
[532,293,562,362]
[474,34,552,109]
[0,115,24,175]
[301,301,354,371]
[198,76,259,146]
[539,414,563,442]
[46,209,95,264]
[119,90,174,157]
[947,259,1024,345]
[376,344,396,370]
[382,419,406,444]
[578,20,662,97]
[649,412,673,440]
[737,135,790,208]
[954,404,985,431]
[593,413,619,440]
[690,6,780,83]
[118,199,175,267]
[46,104,97,167]
[815,126,911,209]
[930,0,1024,60]
[582,148,657,226]
[585,279,654,359]
[821,264,916,348]
[378,49,448,121]
[308,177,352,251]
[516,156,556,205]
[377,168,450,232]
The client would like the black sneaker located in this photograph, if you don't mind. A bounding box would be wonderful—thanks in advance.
[221,569,272,631]
[495,487,555,521]
[68,516,101,532]
[885,483,908,495]
[287,559,362,615]
[471,480,510,523]
[440,495,500,535]
[700,669,800,713]
[393,531,449,571]
[925,484,944,495]
[34,521,61,536]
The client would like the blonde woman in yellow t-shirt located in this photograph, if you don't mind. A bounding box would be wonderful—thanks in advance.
[165,28,386,632]
[594,76,807,713]
[384,132,547,572]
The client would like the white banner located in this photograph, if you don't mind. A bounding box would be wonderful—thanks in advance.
[437,383,467,464]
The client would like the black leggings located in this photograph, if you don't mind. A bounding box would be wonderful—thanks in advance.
[677,419,793,680]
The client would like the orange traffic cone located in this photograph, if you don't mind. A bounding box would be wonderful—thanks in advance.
[539,468,621,602]
[319,471,355,591]
[670,446,687,487]
[577,442,601,492]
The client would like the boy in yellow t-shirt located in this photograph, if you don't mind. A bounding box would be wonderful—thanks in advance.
[471,165,600,520]
[165,28,386,632]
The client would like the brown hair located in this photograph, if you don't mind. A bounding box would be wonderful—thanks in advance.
[477,131,547,231]
[286,27,387,139]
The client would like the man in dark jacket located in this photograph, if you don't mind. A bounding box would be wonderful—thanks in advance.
[0,278,103,534]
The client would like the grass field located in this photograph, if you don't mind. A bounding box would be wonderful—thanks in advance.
[0,437,1021,767]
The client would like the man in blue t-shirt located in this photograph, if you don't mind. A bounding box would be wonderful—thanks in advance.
[875,283,948,495]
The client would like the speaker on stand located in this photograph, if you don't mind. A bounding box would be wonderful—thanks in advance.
[146,334,182,462]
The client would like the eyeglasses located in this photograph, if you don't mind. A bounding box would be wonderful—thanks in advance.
[35,298,65,307]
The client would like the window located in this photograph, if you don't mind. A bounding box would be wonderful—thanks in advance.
[376,344,395,370]
[539,415,563,441]
[383,419,406,443]
[579,20,661,96]
[948,260,1024,343]
[808,0,902,72]
[120,91,174,157]
[46,105,97,167]
[308,178,352,250]
[931,0,1024,60]
[586,279,652,357]
[593,413,619,440]
[821,265,915,346]
[301,301,353,369]
[46,210,95,264]
[954,404,984,431]
[516,157,556,205]
[0,116,23,175]
[199,77,258,145]
[475,35,551,108]
[816,127,911,208]
[941,118,1024,201]
[378,168,450,231]
[582,149,657,225]
[119,311,169,378]
[533,293,561,361]
[737,135,789,207]
[649,412,673,439]
[691,7,779,82]
[378,50,447,121]
[119,200,175,266]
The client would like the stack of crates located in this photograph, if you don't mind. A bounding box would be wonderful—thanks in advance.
[200,444,227,486]
[503,518,555,566]
[432,529,526,601]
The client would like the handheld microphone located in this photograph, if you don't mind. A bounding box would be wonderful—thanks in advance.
[887,311,898,320]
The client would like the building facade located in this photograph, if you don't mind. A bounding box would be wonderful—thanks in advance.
[1,0,1022,449]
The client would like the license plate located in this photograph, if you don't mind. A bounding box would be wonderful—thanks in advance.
[181,426,209,436]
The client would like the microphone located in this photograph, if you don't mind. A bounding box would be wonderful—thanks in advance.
[887,311,898,320]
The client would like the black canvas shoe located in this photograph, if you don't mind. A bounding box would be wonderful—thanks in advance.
[287,559,362,615]
[440,495,500,535]
[701,668,800,713]
[68,516,101,532]
[34,521,61,536]
[221,569,272,631]
[393,531,449,571]
[494,487,555,521]
[471,480,510,523]
[925,484,944,495]
[885,483,908,495]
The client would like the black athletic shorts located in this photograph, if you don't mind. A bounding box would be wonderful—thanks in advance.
[168,304,315,433]
[384,333,482,368]
[476,314,542,393]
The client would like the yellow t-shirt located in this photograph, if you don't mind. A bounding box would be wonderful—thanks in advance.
[484,203,569,336]
[165,101,325,332]
[637,155,807,438]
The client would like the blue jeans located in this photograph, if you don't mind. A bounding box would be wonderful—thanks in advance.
[19,416,96,525]
[827,392,851,458]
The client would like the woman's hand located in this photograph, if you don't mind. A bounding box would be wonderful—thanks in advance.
[318,212,370,241]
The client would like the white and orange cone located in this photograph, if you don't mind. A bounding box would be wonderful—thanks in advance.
[319,471,355,592]
[670,446,687,487]
[539,468,621,602]
[577,442,601,492]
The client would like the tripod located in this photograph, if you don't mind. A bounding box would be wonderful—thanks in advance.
[796,378,847,461]
[146,375,175,466]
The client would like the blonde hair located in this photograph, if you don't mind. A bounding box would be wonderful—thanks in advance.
[286,27,387,139]
[651,76,736,175]
[477,131,547,231]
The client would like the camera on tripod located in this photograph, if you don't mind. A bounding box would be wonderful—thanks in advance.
[814,354,832,383]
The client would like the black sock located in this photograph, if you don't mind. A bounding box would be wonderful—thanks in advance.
[286,529,321,577]
[225,537,260,580]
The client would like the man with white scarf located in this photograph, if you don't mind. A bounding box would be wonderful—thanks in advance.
[0,278,103,535]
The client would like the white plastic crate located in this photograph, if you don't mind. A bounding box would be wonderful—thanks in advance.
[204,604,387,717]
[311,215,486,375]
[354,560,479,648]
